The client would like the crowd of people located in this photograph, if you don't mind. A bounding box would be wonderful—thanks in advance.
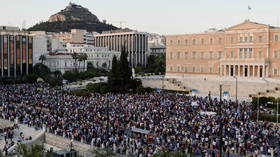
[0,124,18,155]
[0,83,280,157]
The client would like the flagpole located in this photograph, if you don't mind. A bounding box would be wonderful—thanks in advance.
[248,5,251,21]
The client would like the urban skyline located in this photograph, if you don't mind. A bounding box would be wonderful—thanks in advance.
[1,0,280,35]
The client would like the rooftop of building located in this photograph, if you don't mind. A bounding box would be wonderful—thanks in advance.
[166,20,280,37]
[96,28,147,36]
[0,26,30,35]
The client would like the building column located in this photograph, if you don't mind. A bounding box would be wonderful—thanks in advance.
[236,65,239,76]
[262,65,265,78]
[7,36,10,77]
[266,65,269,77]
[223,64,226,76]
[253,65,255,77]
[257,65,260,78]
[224,65,226,76]
[243,65,245,77]
[233,65,235,76]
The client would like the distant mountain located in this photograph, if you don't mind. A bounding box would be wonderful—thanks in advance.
[28,3,118,33]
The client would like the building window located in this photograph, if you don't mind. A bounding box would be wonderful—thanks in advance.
[170,40,173,45]
[230,37,234,43]
[185,52,188,59]
[192,66,196,72]
[192,51,196,58]
[185,66,188,72]
[218,38,222,44]
[218,51,222,59]
[200,52,204,58]
[177,66,180,72]
[200,66,204,73]
[275,35,279,41]
[249,36,253,42]
[193,39,196,45]
[244,48,248,58]
[185,40,188,45]
[201,39,204,45]
[240,37,243,43]
[210,38,213,44]
[177,52,180,59]
[244,37,248,42]
[258,51,262,58]
[178,40,180,45]
[239,48,243,58]
[274,68,278,75]
[209,51,213,59]
[249,48,252,58]
[230,51,234,58]
[210,66,214,73]
[259,36,262,42]
[274,51,278,58]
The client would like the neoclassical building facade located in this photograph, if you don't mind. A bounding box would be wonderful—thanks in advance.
[166,20,280,79]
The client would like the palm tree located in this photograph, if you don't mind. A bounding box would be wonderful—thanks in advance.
[39,55,46,64]
[81,53,88,71]
[77,53,88,71]
[71,53,79,71]
[78,54,83,71]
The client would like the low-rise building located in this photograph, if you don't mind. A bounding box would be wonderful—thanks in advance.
[53,29,95,45]
[44,45,120,73]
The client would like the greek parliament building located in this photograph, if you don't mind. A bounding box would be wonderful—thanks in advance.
[94,30,148,66]
[165,20,280,98]
[0,26,33,78]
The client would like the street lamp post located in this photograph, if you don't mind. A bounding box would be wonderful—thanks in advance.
[219,84,223,157]
[235,76,237,106]
[277,100,279,123]
[257,93,260,122]
[106,103,109,146]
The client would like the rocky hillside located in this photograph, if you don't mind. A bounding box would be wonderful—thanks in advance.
[28,3,118,33]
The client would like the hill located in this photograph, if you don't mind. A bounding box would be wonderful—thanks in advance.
[28,3,118,33]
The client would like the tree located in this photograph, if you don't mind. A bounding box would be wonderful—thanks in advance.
[39,55,46,64]
[33,63,50,77]
[16,144,47,157]
[119,47,132,91]
[62,71,79,82]
[71,53,79,71]
[108,55,120,92]
[81,53,88,70]
[23,74,38,83]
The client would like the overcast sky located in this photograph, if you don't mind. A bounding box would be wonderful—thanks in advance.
[1,0,280,35]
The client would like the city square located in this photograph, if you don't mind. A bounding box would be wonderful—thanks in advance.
[0,1,280,157]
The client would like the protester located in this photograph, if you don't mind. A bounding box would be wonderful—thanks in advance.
[0,83,279,156]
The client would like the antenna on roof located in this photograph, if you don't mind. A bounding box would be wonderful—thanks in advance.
[22,20,26,31]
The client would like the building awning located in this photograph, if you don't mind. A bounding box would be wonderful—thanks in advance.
[223,91,229,95]
[191,89,198,93]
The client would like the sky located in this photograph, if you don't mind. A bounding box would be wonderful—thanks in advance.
[1,0,280,35]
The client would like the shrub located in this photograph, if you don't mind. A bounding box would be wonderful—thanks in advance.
[23,74,38,83]
[100,85,110,94]
[136,86,146,94]
[33,63,50,77]
[70,89,90,97]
